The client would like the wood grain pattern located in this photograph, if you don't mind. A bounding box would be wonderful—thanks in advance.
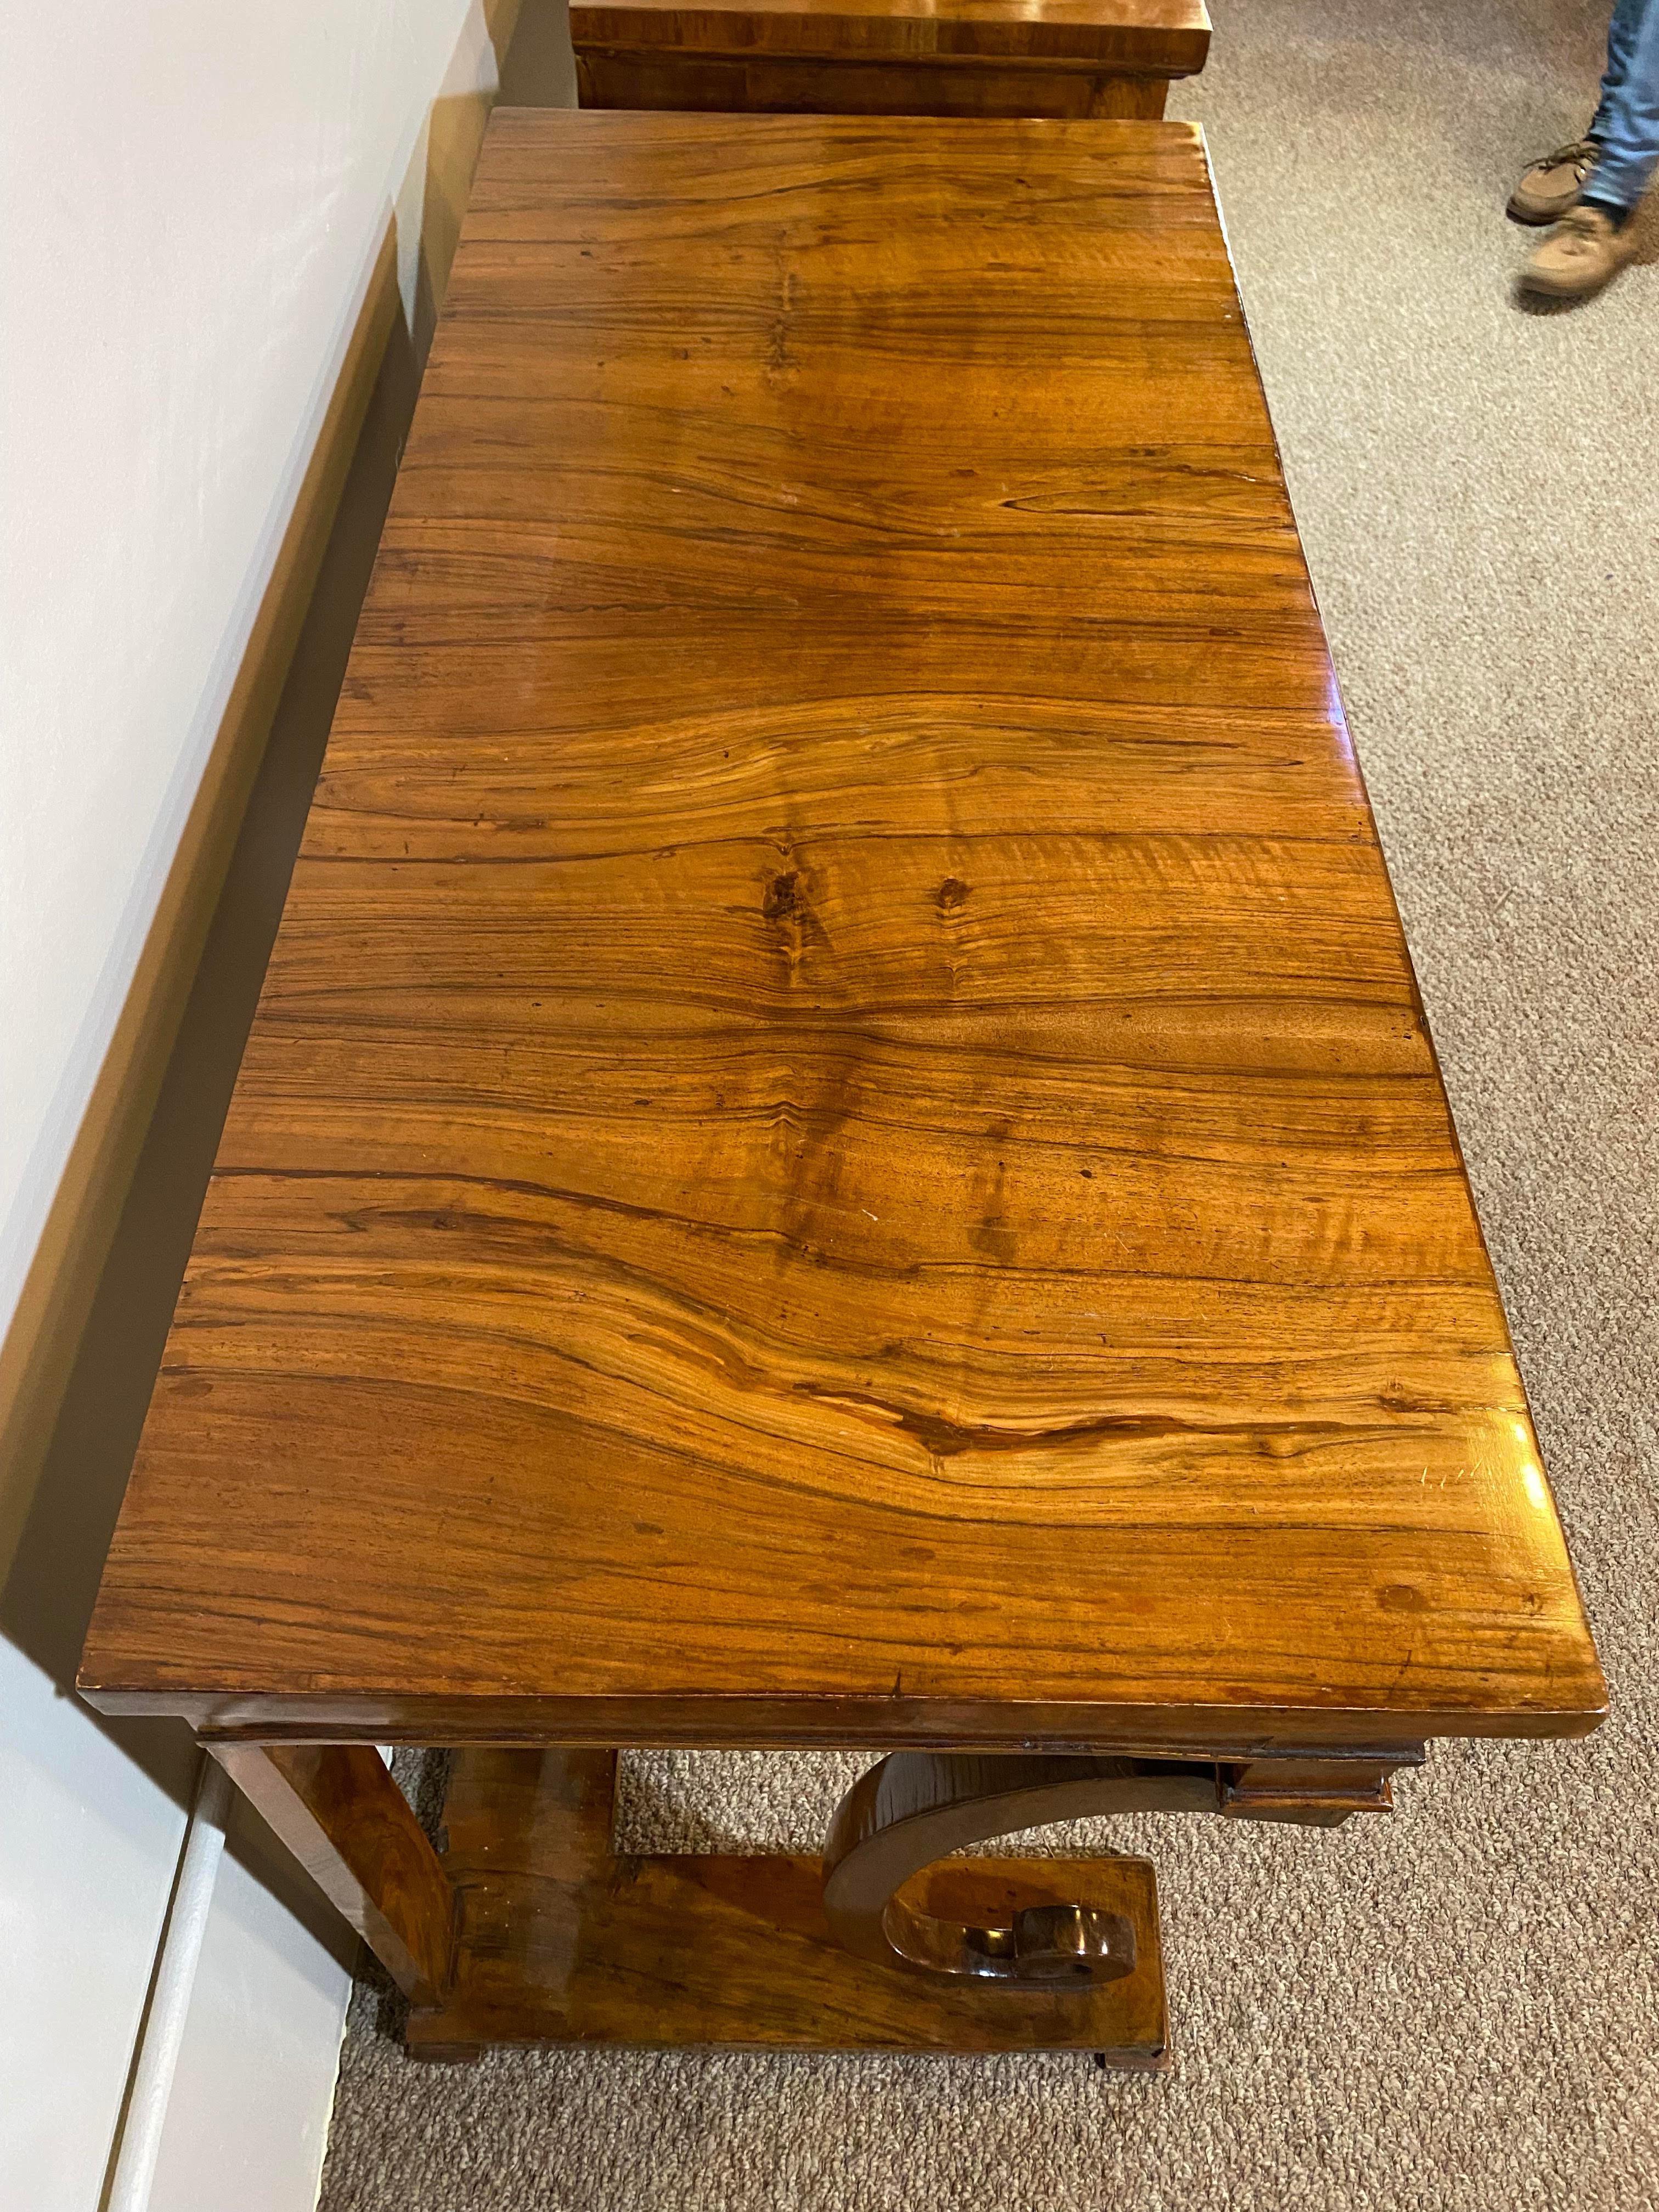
[80,114,1604,1754]
[405,1748,1170,2059]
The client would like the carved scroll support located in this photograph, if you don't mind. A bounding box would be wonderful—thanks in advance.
[822,1750,1412,1988]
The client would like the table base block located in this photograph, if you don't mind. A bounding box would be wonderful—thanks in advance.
[404,1749,1169,2063]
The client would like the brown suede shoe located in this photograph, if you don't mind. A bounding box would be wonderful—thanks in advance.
[1508,138,1599,224]
[1519,205,1637,300]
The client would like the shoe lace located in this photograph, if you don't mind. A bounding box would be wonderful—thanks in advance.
[1533,138,1598,173]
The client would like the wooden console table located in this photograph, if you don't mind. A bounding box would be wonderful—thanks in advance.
[81,111,1604,2066]
[572,0,1210,119]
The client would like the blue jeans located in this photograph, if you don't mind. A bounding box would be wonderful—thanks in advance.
[1589,0,1659,211]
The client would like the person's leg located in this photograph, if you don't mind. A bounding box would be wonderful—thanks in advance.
[1506,1,1646,225]
[1516,0,1658,287]
[1590,0,1652,139]
[1585,0,1659,213]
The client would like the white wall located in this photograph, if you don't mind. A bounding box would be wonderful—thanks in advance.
[3,1646,190,2212]
[148,1799,361,2212]
[0,4,548,2206]
[0,2,512,1367]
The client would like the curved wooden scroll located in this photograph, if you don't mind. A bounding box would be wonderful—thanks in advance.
[822,1753,1222,1986]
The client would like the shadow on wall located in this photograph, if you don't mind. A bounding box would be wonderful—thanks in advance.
[501,0,580,111]
[0,0,577,1941]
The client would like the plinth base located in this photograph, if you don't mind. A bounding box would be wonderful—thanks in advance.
[405,1750,1169,2064]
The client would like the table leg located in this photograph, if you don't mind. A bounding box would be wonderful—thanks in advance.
[820,1751,1400,1983]
[208,1742,457,2006]
[823,1753,1213,1981]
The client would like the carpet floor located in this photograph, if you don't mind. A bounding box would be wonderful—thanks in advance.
[317,4,1658,2204]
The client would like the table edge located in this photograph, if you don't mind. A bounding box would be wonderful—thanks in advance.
[77,1682,1608,1753]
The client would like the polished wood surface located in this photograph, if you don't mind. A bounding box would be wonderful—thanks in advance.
[80,113,1604,1756]
[572,0,1208,117]
[406,1748,1170,2059]
[213,1743,455,2005]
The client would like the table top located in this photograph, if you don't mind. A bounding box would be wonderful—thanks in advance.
[81,112,1604,1756]
[568,0,1211,71]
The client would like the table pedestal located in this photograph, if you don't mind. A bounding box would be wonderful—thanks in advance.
[215,1739,1413,2065]
[409,1748,1171,2062]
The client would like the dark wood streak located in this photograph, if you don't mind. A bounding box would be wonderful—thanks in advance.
[80,116,1603,1763]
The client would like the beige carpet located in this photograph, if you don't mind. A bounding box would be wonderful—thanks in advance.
[318,5,1659,2204]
